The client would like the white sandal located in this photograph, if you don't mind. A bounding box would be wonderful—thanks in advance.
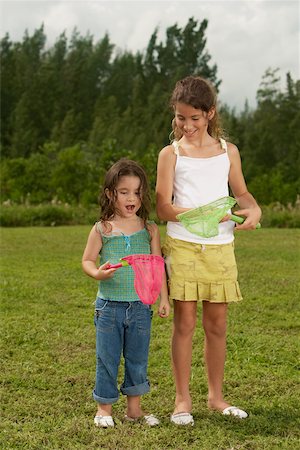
[94,415,114,427]
[222,406,248,419]
[170,412,194,425]
[125,414,160,426]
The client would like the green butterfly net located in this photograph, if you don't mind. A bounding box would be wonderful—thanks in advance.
[176,196,261,238]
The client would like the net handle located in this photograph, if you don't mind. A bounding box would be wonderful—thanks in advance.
[107,260,129,269]
[231,214,261,229]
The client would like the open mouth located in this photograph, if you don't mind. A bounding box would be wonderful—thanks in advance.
[126,205,135,212]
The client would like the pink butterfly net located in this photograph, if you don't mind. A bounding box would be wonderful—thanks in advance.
[121,254,165,305]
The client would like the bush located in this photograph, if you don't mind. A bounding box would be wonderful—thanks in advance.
[261,198,300,228]
[0,203,99,227]
[248,170,299,206]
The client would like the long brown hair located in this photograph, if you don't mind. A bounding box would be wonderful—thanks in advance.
[169,76,224,141]
[99,159,151,224]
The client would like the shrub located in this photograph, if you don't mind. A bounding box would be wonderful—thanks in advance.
[0,203,99,227]
[261,197,300,228]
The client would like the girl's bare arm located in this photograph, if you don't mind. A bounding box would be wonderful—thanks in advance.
[156,145,190,221]
[228,143,262,229]
[82,225,116,280]
[148,222,170,318]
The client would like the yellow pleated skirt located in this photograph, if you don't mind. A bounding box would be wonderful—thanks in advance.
[162,235,243,303]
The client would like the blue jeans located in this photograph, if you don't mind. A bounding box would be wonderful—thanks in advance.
[93,298,153,404]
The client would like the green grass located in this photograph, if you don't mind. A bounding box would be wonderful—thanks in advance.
[1,227,299,450]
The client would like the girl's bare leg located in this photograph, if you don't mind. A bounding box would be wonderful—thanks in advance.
[172,300,198,414]
[202,301,230,411]
[126,395,144,418]
[96,403,112,416]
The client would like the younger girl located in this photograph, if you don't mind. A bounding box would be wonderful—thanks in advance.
[83,159,170,428]
[156,76,261,425]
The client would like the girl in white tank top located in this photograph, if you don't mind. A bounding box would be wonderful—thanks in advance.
[167,137,235,244]
[156,76,261,426]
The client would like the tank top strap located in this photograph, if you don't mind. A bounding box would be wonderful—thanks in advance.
[95,221,104,235]
[172,140,180,156]
[95,221,112,236]
[220,138,227,152]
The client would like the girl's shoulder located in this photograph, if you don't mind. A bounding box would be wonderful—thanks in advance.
[159,143,177,157]
[158,144,177,169]
[95,221,113,236]
[225,140,238,151]
[225,141,240,160]
[146,220,159,239]
[146,220,158,230]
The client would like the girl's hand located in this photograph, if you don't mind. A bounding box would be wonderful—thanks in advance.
[95,261,117,280]
[234,207,261,230]
[158,299,171,318]
[220,214,231,223]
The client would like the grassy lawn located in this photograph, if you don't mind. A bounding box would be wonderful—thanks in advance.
[0,226,299,450]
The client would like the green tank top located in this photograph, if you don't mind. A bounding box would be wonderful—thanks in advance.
[96,223,151,302]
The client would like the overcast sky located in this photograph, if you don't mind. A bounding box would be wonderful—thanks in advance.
[1,0,299,111]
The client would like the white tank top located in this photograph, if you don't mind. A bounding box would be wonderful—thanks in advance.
[167,138,235,244]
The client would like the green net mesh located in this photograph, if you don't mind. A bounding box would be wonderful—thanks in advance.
[176,196,237,238]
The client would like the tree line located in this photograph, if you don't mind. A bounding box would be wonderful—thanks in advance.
[1,18,299,206]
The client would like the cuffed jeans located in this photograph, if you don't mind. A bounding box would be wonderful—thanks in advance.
[93,298,153,404]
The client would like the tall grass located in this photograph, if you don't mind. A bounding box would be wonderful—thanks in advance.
[0,227,299,449]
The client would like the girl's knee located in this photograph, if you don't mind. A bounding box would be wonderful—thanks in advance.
[202,318,227,337]
[202,303,227,337]
[174,316,197,336]
[173,301,197,336]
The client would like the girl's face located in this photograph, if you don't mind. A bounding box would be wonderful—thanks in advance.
[114,175,142,218]
[175,102,214,139]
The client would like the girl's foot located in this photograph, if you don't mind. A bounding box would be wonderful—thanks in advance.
[125,407,145,419]
[94,404,113,427]
[208,400,248,419]
[207,399,230,411]
[125,414,160,426]
[173,399,192,416]
[170,412,194,426]
[222,406,248,419]
[94,415,114,427]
